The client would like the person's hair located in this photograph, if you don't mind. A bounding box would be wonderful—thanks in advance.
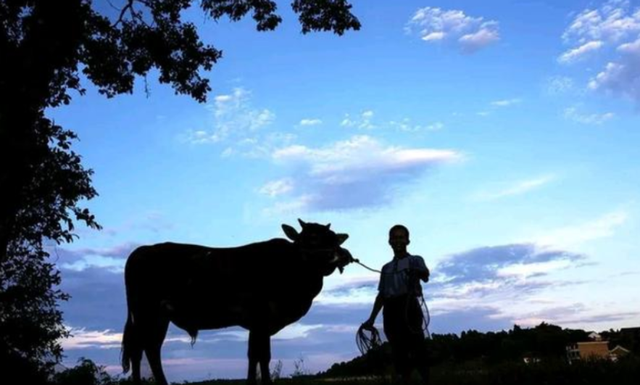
[389,224,410,239]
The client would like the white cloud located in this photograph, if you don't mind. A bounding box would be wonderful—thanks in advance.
[186,87,277,149]
[491,98,522,107]
[388,119,444,132]
[473,175,555,201]
[259,178,294,197]
[588,37,640,101]
[558,40,604,63]
[459,23,500,53]
[299,118,323,126]
[562,1,640,45]
[267,135,462,211]
[341,110,375,129]
[531,210,629,249]
[560,1,640,103]
[62,327,122,350]
[563,106,615,124]
[546,76,575,95]
[406,7,500,53]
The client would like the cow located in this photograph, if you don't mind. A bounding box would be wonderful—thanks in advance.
[121,219,353,385]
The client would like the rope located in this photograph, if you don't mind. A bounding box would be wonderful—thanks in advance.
[352,258,382,274]
[356,324,382,355]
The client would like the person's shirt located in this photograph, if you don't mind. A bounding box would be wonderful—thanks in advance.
[378,254,428,299]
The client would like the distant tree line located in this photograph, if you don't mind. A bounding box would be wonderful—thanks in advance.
[320,323,638,378]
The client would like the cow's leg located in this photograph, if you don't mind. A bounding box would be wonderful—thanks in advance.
[248,329,272,385]
[247,330,260,385]
[140,314,171,385]
[130,345,144,385]
[259,335,272,385]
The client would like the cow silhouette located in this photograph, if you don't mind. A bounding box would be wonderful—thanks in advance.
[121,219,352,385]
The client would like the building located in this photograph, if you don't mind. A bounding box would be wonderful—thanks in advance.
[566,341,610,362]
[609,345,631,361]
[566,341,632,363]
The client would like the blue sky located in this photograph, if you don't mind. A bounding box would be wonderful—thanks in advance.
[47,0,640,381]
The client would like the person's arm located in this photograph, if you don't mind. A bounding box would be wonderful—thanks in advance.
[363,293,383,328]
[411,256,430,283]
[417,266,430,283]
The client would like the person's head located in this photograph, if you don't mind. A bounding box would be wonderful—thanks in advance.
[388,224,410,257]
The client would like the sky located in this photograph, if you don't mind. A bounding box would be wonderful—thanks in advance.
[46,0,640,381]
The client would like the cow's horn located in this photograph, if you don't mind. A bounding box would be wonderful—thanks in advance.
[298,218,307,228]
[325,223,331,229]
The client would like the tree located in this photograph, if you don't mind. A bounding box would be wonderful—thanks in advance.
[0,0,360,378]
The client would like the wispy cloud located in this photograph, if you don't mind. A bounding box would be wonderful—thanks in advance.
[473,175,555,201]
[341,110,375,129]
[406,7,500,53]
[259,178,294,197]
[558,40,604,63]
[185,88,296,157]
[490,98,522,107]
[531,210,628,249]
[546,76,576,95]
[388,119,444,132]
[563,106,615,124]
[264,135,462,212]
[188,88,275,144]
[299,118,323,126]
[62,327,122,350]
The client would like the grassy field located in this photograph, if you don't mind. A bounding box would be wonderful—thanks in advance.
[52,356,640,385]
[184,358,640,385]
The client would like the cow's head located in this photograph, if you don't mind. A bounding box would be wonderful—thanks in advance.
[282,219,353,275]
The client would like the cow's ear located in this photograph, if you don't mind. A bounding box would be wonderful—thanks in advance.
[282,224,299,241]
[336,233,349,245]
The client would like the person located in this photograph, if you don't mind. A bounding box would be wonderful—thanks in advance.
[362,224,430,385]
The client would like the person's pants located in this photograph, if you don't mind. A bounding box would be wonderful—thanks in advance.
[383,295,430,384]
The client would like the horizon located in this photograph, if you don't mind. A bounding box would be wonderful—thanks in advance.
[45,0,640,382]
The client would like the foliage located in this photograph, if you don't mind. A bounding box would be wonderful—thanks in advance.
[319,323,595,377]
[53,358,113,385]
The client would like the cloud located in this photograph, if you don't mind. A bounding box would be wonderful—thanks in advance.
[473,175,555,201]
[490,98,522,107]
[563,106,615,124]
[50,242,139,272]
[388,119,444,132]
[62,327,122,350]
[531,210,628,249]
[186,88,294,156]
[265,135,462,212]
[299,118,322,126]
[561,1,640,45]
[588,37,640,102]
[560,0,640,103]
[259,178,294,197]
[341,110,375,129]
[559,40,604,63]
[406,7,500,53]
[546,76,576,95]
[437,243,584,285]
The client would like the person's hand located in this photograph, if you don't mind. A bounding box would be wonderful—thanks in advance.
[361,319,374,330]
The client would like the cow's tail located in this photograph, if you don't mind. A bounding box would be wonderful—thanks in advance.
[121,310,137,373]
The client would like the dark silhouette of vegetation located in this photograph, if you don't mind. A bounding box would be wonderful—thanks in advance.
[319,323,635,378]
[1,0,360,381]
